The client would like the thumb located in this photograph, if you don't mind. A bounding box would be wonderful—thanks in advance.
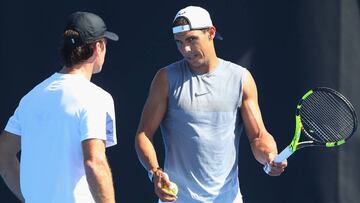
[265,152,276,165]
[161,172,171,186]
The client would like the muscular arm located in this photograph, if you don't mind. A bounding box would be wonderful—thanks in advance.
[0,131,25,202]
[240,70,287,175]
[135,68,176,201]
[135,68,168,173]
[82,139,115,203]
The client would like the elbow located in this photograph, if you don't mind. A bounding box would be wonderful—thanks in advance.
[0,154,18,178]
[84,155,108,174]
[135,131,155,154]
[135,131,152,149]
[0,152,12,173]
[0,157,5,174]
[134,134,144,159]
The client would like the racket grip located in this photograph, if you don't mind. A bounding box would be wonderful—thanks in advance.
[263,146,293,174]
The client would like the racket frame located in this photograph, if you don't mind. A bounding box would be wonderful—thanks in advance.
[263,87,357,173]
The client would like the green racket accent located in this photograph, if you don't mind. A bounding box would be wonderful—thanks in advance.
[264,87,357,174]
[302,89,313,100]
[289,89,313,152]
[289,114,302,152]
[326,139,346,147]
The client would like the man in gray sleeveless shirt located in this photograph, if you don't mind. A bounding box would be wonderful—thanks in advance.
[135,6,287,203]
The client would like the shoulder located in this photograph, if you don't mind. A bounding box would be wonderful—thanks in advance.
[218,59,255,97]
[152,67,168,90]
[164,59,187,74]
[166,59,186,69]
[219,58,247,74]
[154,59,185,85]
[92,84,114,103]
[242,69,257,99]
[18,74,57,105]
[78,82,114,110]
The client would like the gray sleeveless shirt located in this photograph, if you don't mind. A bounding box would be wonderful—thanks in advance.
[159,58,246,203]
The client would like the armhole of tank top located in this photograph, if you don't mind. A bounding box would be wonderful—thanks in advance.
[164,66,171,98]
[237,67,246,108]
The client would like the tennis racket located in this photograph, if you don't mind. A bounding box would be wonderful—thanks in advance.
[264,87,358,173]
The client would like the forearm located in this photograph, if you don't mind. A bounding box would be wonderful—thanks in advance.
[0,157,25,202]
[135,132,160,171]
[250,131,278,165]
[85,158,115,203]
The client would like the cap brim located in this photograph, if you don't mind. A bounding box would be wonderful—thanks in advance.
[104,31,119,41]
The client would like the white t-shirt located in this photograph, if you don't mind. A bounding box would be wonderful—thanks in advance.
[5,73,117,203]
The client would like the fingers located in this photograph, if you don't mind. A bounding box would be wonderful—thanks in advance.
[155,187,177,202]
[265,160,288,176]
[153,171,177,202]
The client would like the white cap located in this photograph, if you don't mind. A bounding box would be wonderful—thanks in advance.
[172,6,213,33]
[172,6,223,40]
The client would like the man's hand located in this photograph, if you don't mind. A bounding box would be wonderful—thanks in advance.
[264,159,288,176]
[153,170,177,202]
[250,134,288,176]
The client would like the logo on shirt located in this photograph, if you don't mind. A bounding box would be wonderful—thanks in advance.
[195,92,210,97]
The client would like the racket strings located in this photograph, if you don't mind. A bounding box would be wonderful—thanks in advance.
[300,91,355,143]
[306,92,354,140]
[302,92,354,141]
[311,94,353,136]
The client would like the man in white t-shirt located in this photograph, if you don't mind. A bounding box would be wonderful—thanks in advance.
[0,11,118,203]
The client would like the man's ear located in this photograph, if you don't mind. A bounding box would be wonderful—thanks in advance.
[94,41,102,55]
[208,26,216,40]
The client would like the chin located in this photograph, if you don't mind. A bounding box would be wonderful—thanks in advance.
[187,59,204,68]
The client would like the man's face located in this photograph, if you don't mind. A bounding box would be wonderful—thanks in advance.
[173,28,213,69]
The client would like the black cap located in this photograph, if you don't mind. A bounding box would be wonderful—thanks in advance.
[64,11,119,46]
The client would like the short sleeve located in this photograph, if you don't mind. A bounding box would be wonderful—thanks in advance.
[4,106,22,136]
[79,95,117,147]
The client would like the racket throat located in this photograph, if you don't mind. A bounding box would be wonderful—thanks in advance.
[289,115,302,152]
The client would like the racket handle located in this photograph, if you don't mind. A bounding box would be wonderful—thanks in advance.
[263,146,293,174]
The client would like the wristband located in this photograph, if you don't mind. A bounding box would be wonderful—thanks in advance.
[148,167,162,182]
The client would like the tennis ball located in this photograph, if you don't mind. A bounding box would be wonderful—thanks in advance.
[163,182,178,196]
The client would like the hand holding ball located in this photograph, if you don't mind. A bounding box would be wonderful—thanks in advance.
[163,181,178,196]
[162,173,178,196]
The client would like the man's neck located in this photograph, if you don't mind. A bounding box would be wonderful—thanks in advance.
[189,56,219,74]
[59,63,93,81]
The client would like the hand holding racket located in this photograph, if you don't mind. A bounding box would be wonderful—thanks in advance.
[264,87,358,173]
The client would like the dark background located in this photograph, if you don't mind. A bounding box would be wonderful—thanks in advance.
[1,0,359,202]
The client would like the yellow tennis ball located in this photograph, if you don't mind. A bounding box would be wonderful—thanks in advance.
[163,182,178,196]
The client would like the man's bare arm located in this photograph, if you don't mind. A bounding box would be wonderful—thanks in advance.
[0,131,25,202]
[82,139,115,203]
